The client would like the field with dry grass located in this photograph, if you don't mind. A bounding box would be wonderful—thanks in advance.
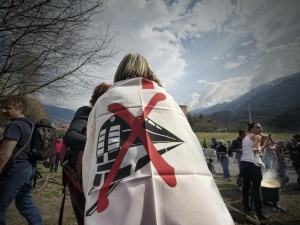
[6,145,300,225]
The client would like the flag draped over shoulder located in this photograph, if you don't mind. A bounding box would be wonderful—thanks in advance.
[82,78,234,225]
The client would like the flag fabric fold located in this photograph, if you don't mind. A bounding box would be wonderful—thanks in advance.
[82,78,234,225]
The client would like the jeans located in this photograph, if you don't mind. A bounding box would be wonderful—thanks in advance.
[50,153,60,172]
[0,162,42,225]
[220,156,230,178]
[240,161,263,215]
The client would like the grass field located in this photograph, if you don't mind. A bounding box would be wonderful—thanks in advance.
[6,133,300,225]
[195,132,296,147]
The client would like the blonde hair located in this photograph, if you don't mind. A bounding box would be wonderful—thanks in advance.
[113,52,162,86]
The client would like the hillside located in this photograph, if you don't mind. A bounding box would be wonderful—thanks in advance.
[44,104,75,123]
[42,72,300,130]
[268,107,300,131]
[191,72,300,130]
[195,74,295,115]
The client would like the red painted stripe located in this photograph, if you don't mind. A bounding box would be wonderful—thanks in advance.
[142,78,154,89]
[96,92,176,213]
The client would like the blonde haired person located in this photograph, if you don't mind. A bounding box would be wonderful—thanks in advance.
[83,52,234,225]
[114,52,162,86]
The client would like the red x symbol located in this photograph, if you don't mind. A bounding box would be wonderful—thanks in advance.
[96,92,177,212]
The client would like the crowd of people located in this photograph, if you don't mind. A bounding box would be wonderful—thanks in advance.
[206,126,300,221]
[1,52,299,224]
[0,71,300,225]
[0,52,235,225]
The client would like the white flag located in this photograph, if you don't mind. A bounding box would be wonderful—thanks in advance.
[82,78,234,225]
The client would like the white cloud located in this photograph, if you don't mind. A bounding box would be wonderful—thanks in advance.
[241,40,253,46]
[197,79,207,84]
[189,92,202,110]
[237,55,247,62]
[165,0,235,39]
[102,0,236,90]
[103,0,189,90]
[226,0,300,53]
[225,62,240,69]
[250,36,300,85]
[50,0,300,112]
[188,75,252,110]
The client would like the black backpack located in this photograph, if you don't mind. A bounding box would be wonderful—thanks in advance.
[21,118,57,161]
[2,118,57,173]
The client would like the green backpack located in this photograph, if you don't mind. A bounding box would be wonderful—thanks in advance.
[21,118,57,161]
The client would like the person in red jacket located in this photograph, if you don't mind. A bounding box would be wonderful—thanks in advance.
[50,135,63,173]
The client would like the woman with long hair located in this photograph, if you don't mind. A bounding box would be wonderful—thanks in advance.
[82,52,234,225]
[240,122,270,221]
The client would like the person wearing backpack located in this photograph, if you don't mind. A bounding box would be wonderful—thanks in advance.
[61,82,111,225]
[0,96,42,225]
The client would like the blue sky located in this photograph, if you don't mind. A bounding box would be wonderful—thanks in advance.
[52,0,300,111]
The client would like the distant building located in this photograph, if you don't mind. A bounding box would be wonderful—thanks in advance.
[179,105,188,117]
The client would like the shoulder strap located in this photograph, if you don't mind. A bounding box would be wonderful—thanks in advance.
[12,118,34,160]
[1,118,34,172]
[250,134,256,140]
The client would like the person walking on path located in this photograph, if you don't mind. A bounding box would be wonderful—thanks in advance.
[0,96,42,225]
[216,140,230,180]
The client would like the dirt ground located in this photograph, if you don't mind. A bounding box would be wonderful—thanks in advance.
[215,171,300,225]
[6,163,300,225]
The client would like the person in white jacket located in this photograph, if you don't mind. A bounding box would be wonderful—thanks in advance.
[82,52,234,225]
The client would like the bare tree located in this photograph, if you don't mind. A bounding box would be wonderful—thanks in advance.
[0,0,116,99]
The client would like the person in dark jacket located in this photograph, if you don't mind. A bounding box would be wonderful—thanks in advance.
[287,134,300,190]
[231,130,246,187]
[63,82,111,225]
[231,130,247,168]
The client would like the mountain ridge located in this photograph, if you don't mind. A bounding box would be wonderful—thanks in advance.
[44,72,300,130]
[44,104,75,123]
[190,72,300,129]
